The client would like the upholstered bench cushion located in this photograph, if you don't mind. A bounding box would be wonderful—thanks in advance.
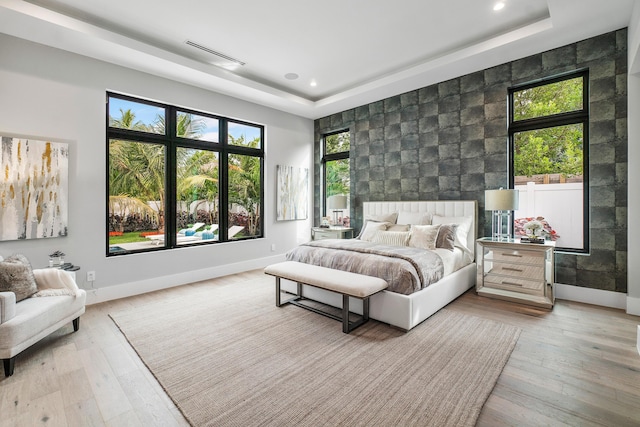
[0,289,86,359]
[264,261,387,298]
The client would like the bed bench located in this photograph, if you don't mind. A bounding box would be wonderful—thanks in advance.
[264,261,388,333]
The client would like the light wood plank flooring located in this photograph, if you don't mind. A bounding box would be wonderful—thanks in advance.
[1,269,639,426]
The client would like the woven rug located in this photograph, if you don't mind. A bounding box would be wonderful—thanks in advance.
[110,274,520,427]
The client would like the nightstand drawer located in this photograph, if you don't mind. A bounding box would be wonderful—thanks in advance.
[487,262,544,280]
[312,230,336,240]
[311,227,354,240]
[488,248,545,264]
[484,273,544,295]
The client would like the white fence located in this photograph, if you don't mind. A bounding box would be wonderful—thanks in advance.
[514,182,583,248]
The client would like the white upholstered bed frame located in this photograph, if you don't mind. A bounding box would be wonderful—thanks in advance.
[282,200,478,331]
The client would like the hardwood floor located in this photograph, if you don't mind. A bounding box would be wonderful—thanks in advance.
[1,269,639,426]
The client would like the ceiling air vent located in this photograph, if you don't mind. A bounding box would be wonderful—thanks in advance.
[185,40,245,69]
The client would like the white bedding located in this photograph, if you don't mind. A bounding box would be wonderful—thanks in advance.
[434,247,472,276]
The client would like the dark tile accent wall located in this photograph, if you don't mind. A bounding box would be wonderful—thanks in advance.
[314,29,628,293]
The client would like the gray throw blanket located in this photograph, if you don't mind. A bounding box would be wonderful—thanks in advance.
[286,239,444,295]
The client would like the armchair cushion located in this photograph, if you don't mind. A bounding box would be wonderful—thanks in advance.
[0,254,37,302]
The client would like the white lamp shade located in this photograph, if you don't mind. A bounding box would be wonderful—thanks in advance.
[485,189,519,211]
[327,195,347,210]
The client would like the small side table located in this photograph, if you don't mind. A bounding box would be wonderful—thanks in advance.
[311,227,354,241]
[476,237,555,309]
[45,264,80,281]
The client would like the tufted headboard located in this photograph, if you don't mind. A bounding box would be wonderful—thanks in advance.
[362,200,478,258]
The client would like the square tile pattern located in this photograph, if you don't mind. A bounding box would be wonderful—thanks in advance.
[314,29,628,293]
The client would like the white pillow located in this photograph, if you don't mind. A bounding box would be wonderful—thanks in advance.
[387,224,410,232]
[431,215,473,249]
[359,221,390,242]
[366,212,398,224]
[408,224,441,250]
[396,211,432,225]
[371,230,410,247]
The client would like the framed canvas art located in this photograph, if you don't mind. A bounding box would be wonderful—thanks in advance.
[0,136,69,241]
[276,165,308,221]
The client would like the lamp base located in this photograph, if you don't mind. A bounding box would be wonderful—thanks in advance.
[332,210,343,226]
[491,210,513,241]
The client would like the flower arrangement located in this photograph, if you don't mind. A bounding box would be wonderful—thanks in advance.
[523,220,543,237]
[514,216,560,241]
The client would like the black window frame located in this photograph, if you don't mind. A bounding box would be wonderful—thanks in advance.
[106,92,264,256]
[321,129,350,218]
[508,69,589,253]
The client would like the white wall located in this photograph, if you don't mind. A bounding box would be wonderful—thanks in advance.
[0,34,314,302]
[628,4,640,316]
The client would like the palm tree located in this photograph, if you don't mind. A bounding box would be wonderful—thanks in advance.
[177,149,219,226]
[109,108,216,235]
[109,108,147,131]
[109,139,165,230]
[108,109,165,232]
[228,135,261,236]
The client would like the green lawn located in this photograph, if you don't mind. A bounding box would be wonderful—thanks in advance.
[109,231,154,245]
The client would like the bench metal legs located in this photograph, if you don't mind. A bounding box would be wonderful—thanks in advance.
[341,294,370,333]
[275,277,302,307]
[275,277,370,333]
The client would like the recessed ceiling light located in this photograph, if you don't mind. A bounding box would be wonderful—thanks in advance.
[493,2,505,11]
[284,73,299,80]
[310,79,317,87]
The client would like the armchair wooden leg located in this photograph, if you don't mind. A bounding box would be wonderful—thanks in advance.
[72,317,80,332]
[3,357,15,377]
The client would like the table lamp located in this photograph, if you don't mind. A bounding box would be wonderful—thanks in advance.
[327,195,347,226]
[485,188,519,241]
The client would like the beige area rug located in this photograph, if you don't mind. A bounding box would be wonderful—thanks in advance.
[110,274,520,427]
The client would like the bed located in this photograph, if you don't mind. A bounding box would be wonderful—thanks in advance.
[281,200,478,331]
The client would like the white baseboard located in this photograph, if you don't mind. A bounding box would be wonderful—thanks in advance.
[85,254,286,305]
[554,283,627,310]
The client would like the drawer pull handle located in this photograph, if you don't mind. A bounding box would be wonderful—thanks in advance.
[502,281,523,287]
[503,267,523,272]
[501,253,522,257]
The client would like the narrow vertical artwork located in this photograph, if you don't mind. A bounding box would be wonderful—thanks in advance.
[0,136,69,241]
[276,165,308,221]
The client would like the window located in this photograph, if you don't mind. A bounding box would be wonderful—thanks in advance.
[508,70,589,252]
[107,93,264,255]
[322,130,350,226]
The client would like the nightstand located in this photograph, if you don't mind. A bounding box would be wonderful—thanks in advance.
[311,227,354,241]
[476,237,555,309]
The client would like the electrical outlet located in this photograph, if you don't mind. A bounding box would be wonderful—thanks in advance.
[271,244,276,252]
[87,271,96,281]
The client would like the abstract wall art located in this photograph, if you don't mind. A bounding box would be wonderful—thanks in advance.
[276,165,308,221]
[0,136,69,241]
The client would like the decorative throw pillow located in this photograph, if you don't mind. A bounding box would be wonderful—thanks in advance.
[367,212,399,224]
[0,254,38,302]
[431,215,473,250]
[371,230,410,247]
[396,211,431,225]
[359,221,390,242]
[387,224,410,232]
[436,224,458,251]
[408,224,441,250]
